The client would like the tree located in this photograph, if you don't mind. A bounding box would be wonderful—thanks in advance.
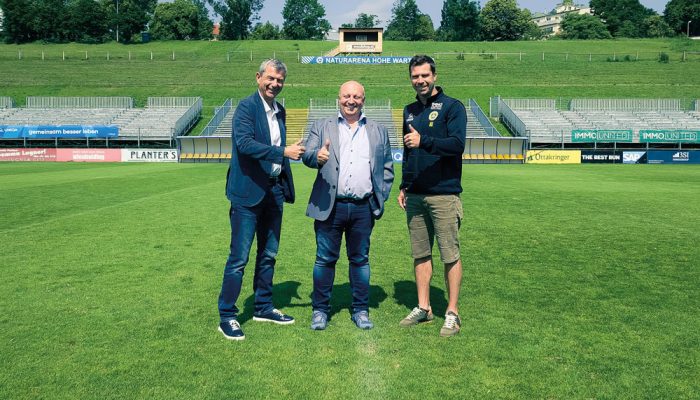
[192,0,213,39]
[589,0,655,37]
[437,0,480,41]
[559,12,612,39]
[664,0,700,37]
[281,0,330,40]
[251,21,281,39]
[65,0,110,42]
[643,15,673,38]
[480,0,535,41]
[102,0,157,43]
[209,0,262,40]
[340,13,379,28]
[385,0,433,41]
[1,0,39,43]
[354,13,380,28]
[150,0,201,40]
[415,14,435,41]
[33,0,67,42]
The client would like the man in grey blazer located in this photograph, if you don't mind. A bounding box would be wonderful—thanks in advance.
[302,81,394,330]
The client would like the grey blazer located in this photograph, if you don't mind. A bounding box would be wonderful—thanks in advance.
[302,116,394,221]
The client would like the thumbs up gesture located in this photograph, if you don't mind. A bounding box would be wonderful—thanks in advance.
[317,139,330,166]
[404,124,421,149]
[284,138,306,160]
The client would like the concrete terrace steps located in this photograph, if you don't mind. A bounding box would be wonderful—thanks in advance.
[285,109,309,143]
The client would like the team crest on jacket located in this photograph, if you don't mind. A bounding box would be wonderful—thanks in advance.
[428,111,439,121]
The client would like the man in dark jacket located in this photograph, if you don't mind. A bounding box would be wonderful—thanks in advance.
[217,59,305,341]
[397,55,467,337]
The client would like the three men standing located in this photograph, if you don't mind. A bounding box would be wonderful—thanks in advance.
[302,81,394,331]
[218,55,465,339]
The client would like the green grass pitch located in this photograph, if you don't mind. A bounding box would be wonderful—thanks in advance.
[1,162,699,399]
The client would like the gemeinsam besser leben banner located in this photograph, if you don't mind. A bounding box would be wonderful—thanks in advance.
[0,125,119,138]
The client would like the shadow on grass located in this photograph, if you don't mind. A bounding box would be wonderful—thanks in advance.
[237,280,388,323]
[322,282,388,320]
[393,280,448,316]
[238,281,310,324]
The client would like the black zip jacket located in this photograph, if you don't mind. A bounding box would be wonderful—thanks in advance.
[400,87,467,194]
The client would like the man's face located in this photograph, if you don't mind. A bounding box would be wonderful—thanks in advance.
[256,65,285,104]
[410,63,437,98]
[338,81,365,120]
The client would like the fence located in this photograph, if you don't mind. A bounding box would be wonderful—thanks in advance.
[26,96,133,108]
[4,49,700,64]
[310,98,338,110]
[468,99,500,137]
[502,98,556,110]
[497,98,528,138]
[695,99,699,112]
[148,97,200,108]
[0,97,14,108]
[167,98,203,137]
[200,99,236,136]
[364,99,391,110]
[570,98,682,111]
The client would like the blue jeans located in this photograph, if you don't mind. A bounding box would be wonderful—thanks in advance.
[218,184,284,322]
[312,199,374,315]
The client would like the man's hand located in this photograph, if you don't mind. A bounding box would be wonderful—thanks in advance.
[398,188,407,211]
[403,124,421,149]
[284,139,305,160]
[317,139,330,166]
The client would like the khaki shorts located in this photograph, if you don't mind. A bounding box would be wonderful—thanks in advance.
[406,193,463,264]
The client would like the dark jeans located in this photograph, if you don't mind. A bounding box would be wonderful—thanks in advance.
[312,199,374,315]
[218,184,284,322]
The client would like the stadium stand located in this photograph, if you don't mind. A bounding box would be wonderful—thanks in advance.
[498,98,700,144]
[200,99,238,137]
[305,98,402,147]
[466,99,500,137]
[285,109,309,144]
[0,96,201,141]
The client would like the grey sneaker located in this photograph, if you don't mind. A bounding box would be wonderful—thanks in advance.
[399,307,434,327]
[310,310,328,330]
[351,310,374,330]
[440,311,461,337]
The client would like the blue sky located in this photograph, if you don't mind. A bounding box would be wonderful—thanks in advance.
[257,0,669,29]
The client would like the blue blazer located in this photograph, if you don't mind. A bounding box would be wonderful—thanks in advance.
[225,92,295,206]
[302,116,394,221]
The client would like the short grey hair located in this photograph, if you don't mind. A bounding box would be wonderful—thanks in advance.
[258,58,287,76]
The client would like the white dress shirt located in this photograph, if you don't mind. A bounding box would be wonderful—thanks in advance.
[259,92,282,177]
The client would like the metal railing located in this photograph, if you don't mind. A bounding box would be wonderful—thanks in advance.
[26,96,133,108]
[0,97,14,108]
[148,97,200,108]
[570,98,681,111]
[469,99,500,137]
[498,98,528,138]
[364,99,391,110]
[310,98,338,110]
[503,98,556,110]
[695,99,699,112]
[200,99,236,136]
[172,97,202,137]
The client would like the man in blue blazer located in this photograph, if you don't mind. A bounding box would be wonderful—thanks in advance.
[302,81,394,330]
[218,59,305,341]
